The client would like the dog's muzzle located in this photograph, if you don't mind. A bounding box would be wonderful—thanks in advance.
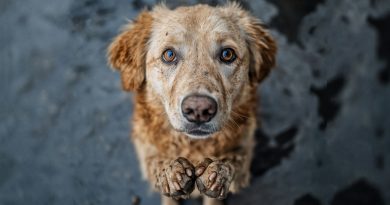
[181,94,218,137]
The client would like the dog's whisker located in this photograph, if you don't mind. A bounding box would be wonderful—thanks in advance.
[211,123,218,133]
[228,117,240,129]
[225,122,235,131]
[231,110,250,119]
[223,119,236,131]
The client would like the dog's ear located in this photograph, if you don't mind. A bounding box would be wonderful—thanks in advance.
[245,18,277,84]
[108,11,153,91]
[223,2,277,84]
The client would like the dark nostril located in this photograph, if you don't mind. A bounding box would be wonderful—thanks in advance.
[181,95,217,124]
[183,108,193,115]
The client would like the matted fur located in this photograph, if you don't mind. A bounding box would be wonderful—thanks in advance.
[108,3,276,205]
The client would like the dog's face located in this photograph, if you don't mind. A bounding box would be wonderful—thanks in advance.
[108,4,276,139]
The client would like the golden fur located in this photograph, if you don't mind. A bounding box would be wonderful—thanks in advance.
[108,3,276,205]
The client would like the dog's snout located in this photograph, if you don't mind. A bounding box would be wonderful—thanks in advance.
[181,95,217,124]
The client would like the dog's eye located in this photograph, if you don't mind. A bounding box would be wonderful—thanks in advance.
[162,49,177,63]
[220,48,236,64]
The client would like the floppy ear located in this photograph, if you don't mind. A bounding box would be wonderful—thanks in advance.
[107,11,153,91]
[245,18,277,84]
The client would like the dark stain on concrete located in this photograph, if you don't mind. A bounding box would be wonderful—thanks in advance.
[331,179,385,205]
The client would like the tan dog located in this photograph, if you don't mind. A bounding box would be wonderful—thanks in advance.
[108,3,276,205]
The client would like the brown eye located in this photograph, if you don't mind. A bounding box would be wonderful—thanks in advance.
[220,48,236,63]
[162,49,177,63]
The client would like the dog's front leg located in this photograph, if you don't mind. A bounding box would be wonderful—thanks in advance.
[194,147,252,200]
[146,156,196,201]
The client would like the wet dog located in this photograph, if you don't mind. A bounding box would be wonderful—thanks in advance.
[108,3,276,205]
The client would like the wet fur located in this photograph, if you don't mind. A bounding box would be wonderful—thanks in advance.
[108,3,276,205]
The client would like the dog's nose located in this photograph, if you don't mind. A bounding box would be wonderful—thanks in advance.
[181,95,217,124]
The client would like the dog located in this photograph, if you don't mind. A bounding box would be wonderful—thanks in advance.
[107,3,276,205]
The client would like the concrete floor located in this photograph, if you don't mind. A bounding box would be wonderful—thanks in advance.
[1,0,389,204]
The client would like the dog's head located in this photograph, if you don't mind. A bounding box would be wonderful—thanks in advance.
[108,3,276,139]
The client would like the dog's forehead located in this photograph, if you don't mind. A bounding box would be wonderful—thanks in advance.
[151,5,242,42]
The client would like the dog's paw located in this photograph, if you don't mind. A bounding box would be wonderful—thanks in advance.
[156,157,195,199]
[195,158,234,200]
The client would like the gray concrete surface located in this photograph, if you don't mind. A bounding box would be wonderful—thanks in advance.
[0,0,389,205]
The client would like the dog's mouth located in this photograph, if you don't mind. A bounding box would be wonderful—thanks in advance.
[187,129,212,136]
[181,123,218,139]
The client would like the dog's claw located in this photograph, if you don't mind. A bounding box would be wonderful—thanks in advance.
[218,187,227,200]
[173,181,181,190]
[186,168,193,177]
[176,173,182,181]
[209,172,217,182]
[196,167,205,176]
[164,185,170,195]
[210,183,219,191]
[195,158,213,176]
